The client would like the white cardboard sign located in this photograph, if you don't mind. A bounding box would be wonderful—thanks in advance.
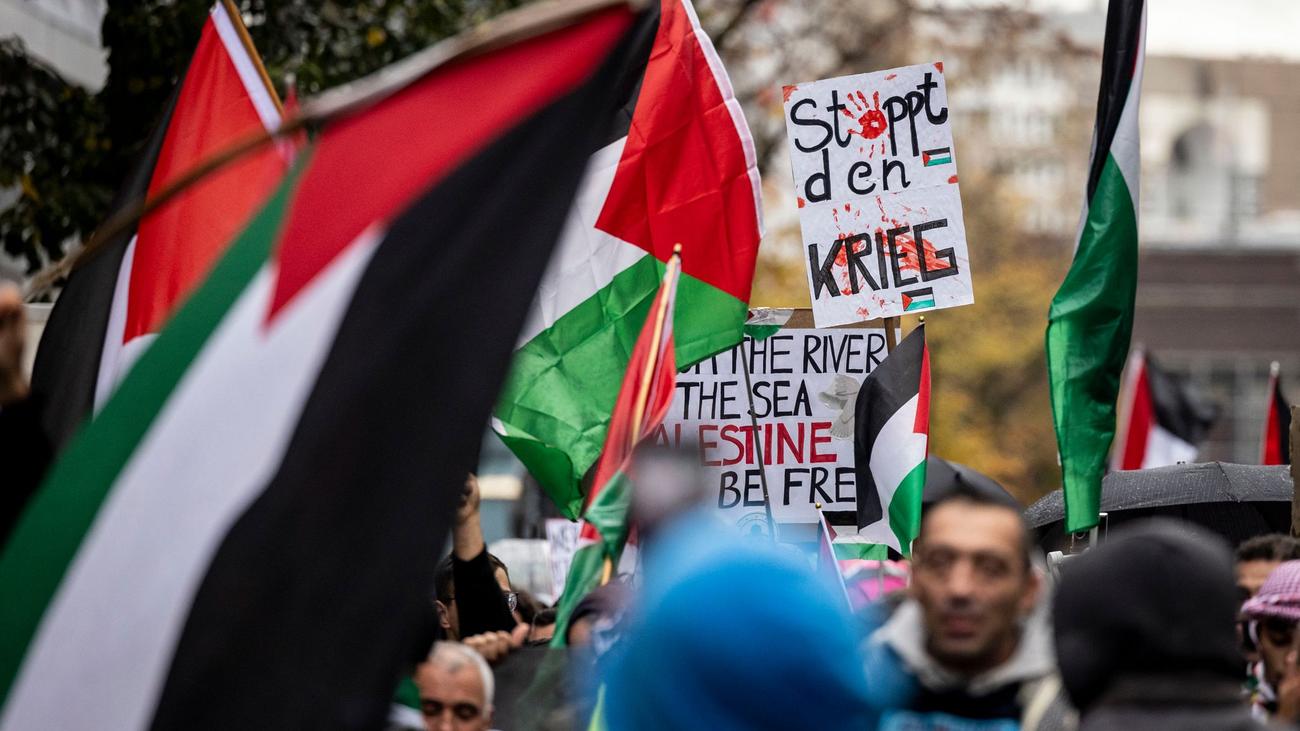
[783,62,974,326]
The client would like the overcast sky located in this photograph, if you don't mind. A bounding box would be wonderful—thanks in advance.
[925,0,1300,61]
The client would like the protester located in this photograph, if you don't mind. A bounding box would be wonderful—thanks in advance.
[565,581,630,649]
[1241,560,1300,721]
[601,510,875,731]
[513,589,541,627]
[413,641,497,731]
[1233,535,1300,701]
[528,608,557,645]
[1054,520,1264,730]
[1236,535,1300,603]
[433,474,519,640]
[867,485,1068,730]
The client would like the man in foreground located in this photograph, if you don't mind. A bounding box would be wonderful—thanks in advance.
[414,642,496,731]
[869,486,1067,729]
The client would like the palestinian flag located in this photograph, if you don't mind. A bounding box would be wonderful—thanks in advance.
[493,0,762,519]
[1261,362,1291,465]
[1111,349,1216,470]
[0,5,644,729]
[551,249,681,646]
[29,0,288,451]
[850,324,929,557]
[1046,0,1146,531]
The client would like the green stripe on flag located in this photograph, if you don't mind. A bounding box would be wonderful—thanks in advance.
[0,154,309,704]
[551,471,632,647]
[1047,154,1138,533]
[832,542,892,560]
[496,257,745,517]
[888,459,926,555]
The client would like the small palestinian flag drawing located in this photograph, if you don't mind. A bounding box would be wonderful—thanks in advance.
[1261,362,1292,465]
[849,324,930,556]
[922,147,952,166]
[902,287,936,312]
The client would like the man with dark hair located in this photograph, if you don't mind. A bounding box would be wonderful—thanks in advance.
[528,608,557,645]
[1236,534,1300,602]
[1241,560,1300,721]
[433,474,518,640]
[1233,534,1300,706]
[869,486,1067,729]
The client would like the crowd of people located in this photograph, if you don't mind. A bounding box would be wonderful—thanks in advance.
[394,464,1300,731]
[6,271,1300,731]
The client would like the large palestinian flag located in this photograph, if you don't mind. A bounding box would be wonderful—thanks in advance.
[1046,0,1146,532]
[1111,349,1216,470]
[0,5,644,729]
[29,0,288,451]
[850,324,929,557]
[493,0,763,518]
[1261,362,1291,465]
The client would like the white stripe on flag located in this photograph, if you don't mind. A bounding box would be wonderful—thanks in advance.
[1109,2,1146,213]
[1141,423,1196,469]
[516,136,645,346]
[94,235,136,412]
[1,232,379,731]
[211,1,282,133]
[858,394,924,552]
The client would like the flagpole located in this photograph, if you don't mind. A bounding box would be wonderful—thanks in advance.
[627,246,681,444]
[738,342,778,538]
[884,316,898,353]
[219,0,285,116]
[598,245,681,586]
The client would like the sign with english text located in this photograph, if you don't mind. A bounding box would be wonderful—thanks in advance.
[656,321,892,540]
[783,62,974,327]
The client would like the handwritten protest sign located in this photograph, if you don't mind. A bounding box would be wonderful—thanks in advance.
[783,62,974,327]
[657,313,892,541]
[545,518,580,600]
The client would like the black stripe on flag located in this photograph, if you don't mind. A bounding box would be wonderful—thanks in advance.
[1145,352,1216,445]
[145,17,652,731]
[1084,0,1144,202]
[853,325,925,531]
[599,1,658,149]
[28,88,180,454]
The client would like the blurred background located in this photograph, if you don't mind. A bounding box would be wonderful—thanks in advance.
[3,0,1297,530]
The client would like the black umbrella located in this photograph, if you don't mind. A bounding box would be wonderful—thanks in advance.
[924,456,1020,509]
[1026,462,1294,550]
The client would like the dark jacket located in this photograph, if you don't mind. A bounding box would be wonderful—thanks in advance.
[451,548,515,638]
[1073,675,1266,731]
[1054,520,1268,731]
[0,394,53,544]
